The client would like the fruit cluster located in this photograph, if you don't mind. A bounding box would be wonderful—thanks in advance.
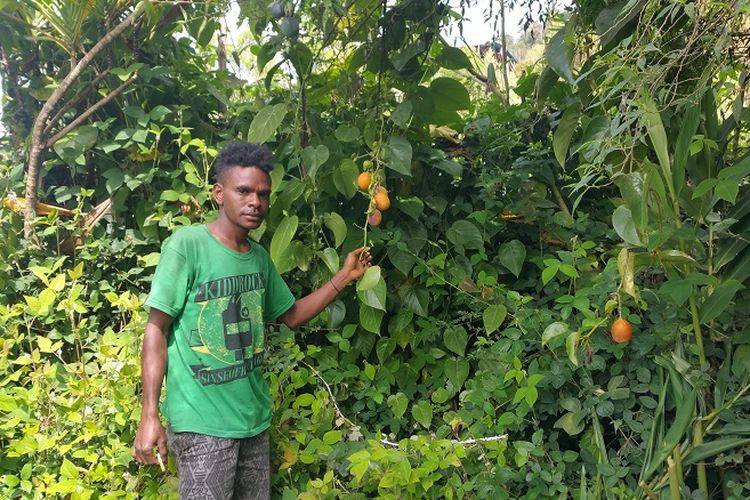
[356,167,390,227]
[269,2,300,38]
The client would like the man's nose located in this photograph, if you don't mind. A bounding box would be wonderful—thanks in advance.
[246,193,261,206]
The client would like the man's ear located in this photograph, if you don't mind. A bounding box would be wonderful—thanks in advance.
[212,182,223,205]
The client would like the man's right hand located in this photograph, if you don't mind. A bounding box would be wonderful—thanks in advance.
[132,414,168,466]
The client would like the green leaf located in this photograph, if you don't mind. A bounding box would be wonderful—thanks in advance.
[270,216,298,269]
[46,480,80,494]
[37,288,56,316]
[333,159,358,199]
[0,394,17,412]
[359,303,383,333]
[358,278,386,311]
[334,124,360,142]
[443,326,468,356]
[395,196,423,220]
[700,280,744,323]
[322,212,347,248]
[387,246,416,275]
[535,66,559,106]
[560,398,581,413]
[566,331,579,366]
[498,240,526,277]
[715,180,739,203]
[612,205,642,246]
[684,437,750,466]
[390,100,413,129]
[102,168,124,194]
[432,158,462,177]
[444,358,470,389]
[357,266,381,291]
[446,220,483,250]
[399,284,429,317]
[388,393,408,419]
[385,136,412,176]
[323,430,342,445]
[692,178,718,198]
[376,337,396,364]
[674,105,701,196]
[429,78,470,111]
[545,28,574,84]
[542,263,559,285]
[301,145,329,180]
[320,248,339,274]
[483,304,507,334]
[616,173,646,227]
[437,45,472,70]
[257,41,279,73]
[555,411,587,436]
[542,322,568,347]
[412,400,433,428]
[638,90,673,199]
[659,279,693,306]
[391,39,426,71]
[246,103,287,144]
[53,125,98,164]
[553,102,581,166]
[643,389,696,482]
[48,273,66,292]
[59,458,78,479]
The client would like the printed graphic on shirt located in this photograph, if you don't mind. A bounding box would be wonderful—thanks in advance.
[188,272,267,385]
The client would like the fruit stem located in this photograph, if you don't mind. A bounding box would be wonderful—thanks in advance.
[362,205,370,248]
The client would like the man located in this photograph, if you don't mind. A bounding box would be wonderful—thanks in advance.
[132,142,371,498]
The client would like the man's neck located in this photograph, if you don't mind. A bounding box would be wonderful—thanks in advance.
[207,218,251,253]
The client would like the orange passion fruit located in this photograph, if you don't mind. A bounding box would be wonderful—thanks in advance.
[374,186,390,210]
[610,318,633,344]
[368,209,382,227]
[357,172,372,191]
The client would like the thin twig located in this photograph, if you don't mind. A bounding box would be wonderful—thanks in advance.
[301,360,352,426]
[381,434,508,448]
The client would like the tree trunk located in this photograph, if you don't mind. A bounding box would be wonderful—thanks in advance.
[500,0,510,106]
[217,17,227,115]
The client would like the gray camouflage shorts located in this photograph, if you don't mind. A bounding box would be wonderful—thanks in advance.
[167,427,270,500]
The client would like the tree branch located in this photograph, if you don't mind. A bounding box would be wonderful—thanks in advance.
[44,69,110,136]
[23,7,141,238]
[46,74,137,148]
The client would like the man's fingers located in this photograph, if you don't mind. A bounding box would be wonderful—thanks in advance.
[132,443,159,465]
[157,437,168,459]
[356,246,372,261]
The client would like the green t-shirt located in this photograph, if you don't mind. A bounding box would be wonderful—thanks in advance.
[145,225,295,438]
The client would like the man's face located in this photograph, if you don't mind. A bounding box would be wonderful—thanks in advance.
[213,165,271,231]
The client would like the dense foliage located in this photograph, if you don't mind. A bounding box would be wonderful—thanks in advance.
[1,0,749,498]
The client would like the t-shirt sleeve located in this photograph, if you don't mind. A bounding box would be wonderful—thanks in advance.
[264,259,295,321]
[145,241,191,318]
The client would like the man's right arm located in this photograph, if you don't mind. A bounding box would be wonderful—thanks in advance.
[132,308,172,465]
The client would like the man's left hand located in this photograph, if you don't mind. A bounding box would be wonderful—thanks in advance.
[340,246,372,283]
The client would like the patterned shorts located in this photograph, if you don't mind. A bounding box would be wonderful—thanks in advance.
[166,428,270,500]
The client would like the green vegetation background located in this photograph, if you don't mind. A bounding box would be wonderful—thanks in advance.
[0,0,749,498]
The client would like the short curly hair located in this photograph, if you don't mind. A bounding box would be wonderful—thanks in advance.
[214,142,273,181]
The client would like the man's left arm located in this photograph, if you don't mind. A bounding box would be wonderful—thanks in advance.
[280,246,371,329]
